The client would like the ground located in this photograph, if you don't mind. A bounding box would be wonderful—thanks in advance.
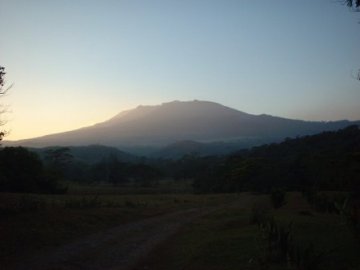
[1,189,359,270]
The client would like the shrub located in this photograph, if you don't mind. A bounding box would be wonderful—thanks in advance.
[254,218,326,270]
[250,201,272,225]
[270,188,286,209]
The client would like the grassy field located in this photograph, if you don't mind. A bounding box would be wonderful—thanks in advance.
[134,192,360,270]
[0,185,236,268]
[1,188,359,269]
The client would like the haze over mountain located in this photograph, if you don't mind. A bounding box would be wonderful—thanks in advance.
[6,100,359,150]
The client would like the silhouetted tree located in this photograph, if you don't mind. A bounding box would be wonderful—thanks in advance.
[44,147,73,180]
[129,163,162,187]
[0,66,8,141]
[341,0,360,80]
[0,66,5,91]
[107,154,127,185]
[343,0,360,9]
[45,147,73,169]
[90,154,128,185]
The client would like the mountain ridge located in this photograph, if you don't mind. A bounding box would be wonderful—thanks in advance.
[5,100,359,148]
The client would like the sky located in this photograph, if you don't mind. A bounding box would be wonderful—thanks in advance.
[1,0,360,140]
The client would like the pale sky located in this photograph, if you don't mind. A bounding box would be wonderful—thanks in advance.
[1,0,360,140]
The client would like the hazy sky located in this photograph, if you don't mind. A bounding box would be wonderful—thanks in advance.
[1,0,359,140]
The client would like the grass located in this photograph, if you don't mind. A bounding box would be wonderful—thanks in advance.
[135,192,360,270]
[66,179,194,195]
[1,189,360,269]
[134,193,263,270]
[0,187,238,267]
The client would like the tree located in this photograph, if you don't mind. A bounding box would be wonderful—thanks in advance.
[343,0,360,9]
[0,66,7,141]
[341,1,360,80]
[0,66,6,94]
[0,66,12,141]
[90,154,128,185]
[44,147,73,180]
[129,163,162,187]
[107,154,127,185]
[45,147,73,169]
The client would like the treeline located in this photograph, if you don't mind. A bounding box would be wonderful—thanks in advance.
[193,125,360,193]
[1,125,359,194]
[0,147,164,193]
[38,148,223,189]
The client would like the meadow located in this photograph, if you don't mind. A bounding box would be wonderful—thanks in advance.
[1,185,359,270]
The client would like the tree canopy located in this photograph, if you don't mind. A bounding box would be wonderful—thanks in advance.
[344,0,360,9]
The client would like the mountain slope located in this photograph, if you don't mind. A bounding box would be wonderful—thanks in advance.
[7,100,359,148]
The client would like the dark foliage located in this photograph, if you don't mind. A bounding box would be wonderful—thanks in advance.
[6,125,358,195]
[129,163,162,187]
[270,188,286,209]
[90,154,128,185]
[44,147,73,180]
[0,147,66,193]
[45,147,73,168]
[0,66,8,141]
[32,145,136,164]
[304,191,360,239]
[194,125,360,193]
[255,218,327,270]
[88,154,163,186]
[0,66,5,90]
[344,0,360,9]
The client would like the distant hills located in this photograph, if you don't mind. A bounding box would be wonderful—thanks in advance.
[6,100,360,155]
[31,145,136,164]
[150,140,262,159]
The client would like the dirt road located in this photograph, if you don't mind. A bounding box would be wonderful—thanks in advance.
[10,206,216,270]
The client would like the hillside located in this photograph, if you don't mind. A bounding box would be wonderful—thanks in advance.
[193,125,360,193]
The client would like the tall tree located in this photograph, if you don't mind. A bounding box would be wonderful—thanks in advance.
[0,66,6,141]
[45,147,73,170]
[344,0,360,9]
[0,66,12,141]
[342,1,360,80]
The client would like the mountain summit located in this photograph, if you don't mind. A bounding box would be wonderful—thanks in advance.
[8,100,359,148]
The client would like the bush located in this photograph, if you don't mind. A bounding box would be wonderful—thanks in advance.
[250,201,272,225]
[270,188,286,209]
[254,218,326,270]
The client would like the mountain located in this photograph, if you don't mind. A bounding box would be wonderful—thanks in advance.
[6,100,360,150]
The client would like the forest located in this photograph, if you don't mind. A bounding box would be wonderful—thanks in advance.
[1,125,359,196]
